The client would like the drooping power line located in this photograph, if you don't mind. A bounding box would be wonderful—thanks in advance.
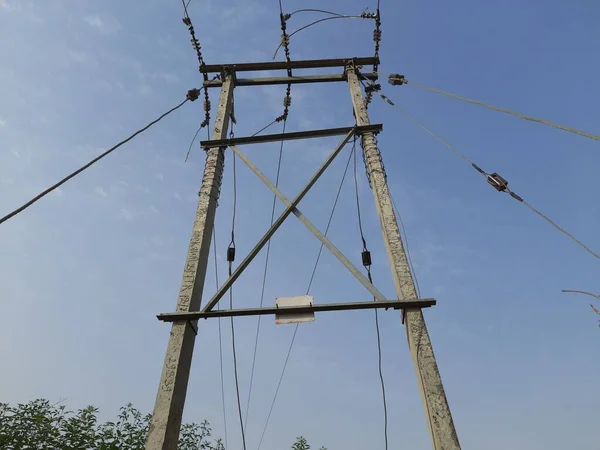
[366,81,600,261]
[0,91,198,226]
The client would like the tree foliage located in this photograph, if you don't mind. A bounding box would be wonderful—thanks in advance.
[291,435,326,450]
[0,399,224,450]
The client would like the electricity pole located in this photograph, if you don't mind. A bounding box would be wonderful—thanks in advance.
[145,74,234,450]
[145,56,459,450]
[347,65,461,450]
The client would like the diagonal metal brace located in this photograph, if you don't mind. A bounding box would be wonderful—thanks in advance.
[230,144,389,303]
[201,129,356,313]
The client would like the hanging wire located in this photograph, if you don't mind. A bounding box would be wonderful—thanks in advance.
[352,137,389,450]
[0,91,198,226]
[273,15,365,59]
[256,144,355,450]
[403,80,600,143]
[212,229,228,450]
[226,122,247,450]
[389,192,421,298]
[244,120,287,430]
[366,81,600,261]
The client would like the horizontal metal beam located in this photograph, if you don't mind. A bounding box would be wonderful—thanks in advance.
[158,299,437,321]
[201,124,382,149]
[201,57,379,74]
[203,73,379,88]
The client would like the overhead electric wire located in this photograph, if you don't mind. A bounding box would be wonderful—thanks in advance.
[352,137,389,450]
[0,94,194,226]
[366,81,600,261]
[227,142,247,450]
[213,230,229,450]
[389,192,421,298]
[402,80,600,143]
[256,144,355,450]
[244,120,287,431]
[273,15,364,59]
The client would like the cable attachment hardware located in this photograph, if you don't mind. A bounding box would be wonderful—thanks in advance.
[282,13,291,20]
[388,74,406,86]
[486,172,508,192]
[227,246,236,263]
[373,28,382,43]
[365,83,382,95]
[187,88,201,102]
[361,250,372,267]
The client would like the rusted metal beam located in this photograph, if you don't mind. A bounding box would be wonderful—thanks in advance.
[201,57,379,74]
[203,72,378,88]
[158,299,437,321]
[200,124,382,149]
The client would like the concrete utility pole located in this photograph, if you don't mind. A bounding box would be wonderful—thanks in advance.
[146,56,459,450]
[347,66,461,450]
[145,74,234,450]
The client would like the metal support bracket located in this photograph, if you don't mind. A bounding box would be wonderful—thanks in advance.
[200,124,382,149]
[158,298,437,321]
[229,144,390,304]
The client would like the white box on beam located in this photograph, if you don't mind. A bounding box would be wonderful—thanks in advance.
[275,295,315,325]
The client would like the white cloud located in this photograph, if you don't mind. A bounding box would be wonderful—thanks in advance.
[68,49,96,65]
[84,14,122,35]
[94,187,108,197]
[0,118,5,127]
[119,208,135,221]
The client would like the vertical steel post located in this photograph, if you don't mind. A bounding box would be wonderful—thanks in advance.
[347,67,461,450]
[145,74,235,450]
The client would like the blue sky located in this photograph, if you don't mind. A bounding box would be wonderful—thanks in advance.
[1,0,599,449]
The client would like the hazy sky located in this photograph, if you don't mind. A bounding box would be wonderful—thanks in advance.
[1,1,599,449]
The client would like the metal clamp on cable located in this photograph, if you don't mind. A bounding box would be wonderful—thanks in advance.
[187,88,201,102]
[388,74,406,86]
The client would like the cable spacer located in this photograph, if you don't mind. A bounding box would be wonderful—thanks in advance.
[388,74,406,86]
[486,172,509,192]
[361,250,372,267]
[187,88,201,101]
[227,246,236,263]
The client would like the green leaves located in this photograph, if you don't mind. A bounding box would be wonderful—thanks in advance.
[0,400,222,450]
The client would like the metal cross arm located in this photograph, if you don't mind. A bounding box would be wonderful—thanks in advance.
[200,129,356,313]
[200,124,382,149]
[158,298,437,321]
[228,143,391,305]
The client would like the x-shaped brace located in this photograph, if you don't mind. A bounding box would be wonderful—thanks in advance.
[201,129,386,313]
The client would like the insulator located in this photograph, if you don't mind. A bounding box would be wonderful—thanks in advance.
[471,163,485,174]
[486,172,509,192]
[361,250,372,267]
[182,17,192,26]
[281,34,289,45]
[203,100,211,111]
[283,13,291,20]
[283,95,291,107]
[373,30,382,42]
[227,247,236,262]
[186,88,201,101]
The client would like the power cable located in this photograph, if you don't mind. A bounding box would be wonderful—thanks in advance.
[389,192,421,298]
[366,81,600,261]
[244,120,287,430]
[226,123,247,450]
[394,78,600,143]
[273,14,370,60]
[213,229,229,450]
[0,90,199,226]
[256,144,355,450]
[352,137,389,450]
